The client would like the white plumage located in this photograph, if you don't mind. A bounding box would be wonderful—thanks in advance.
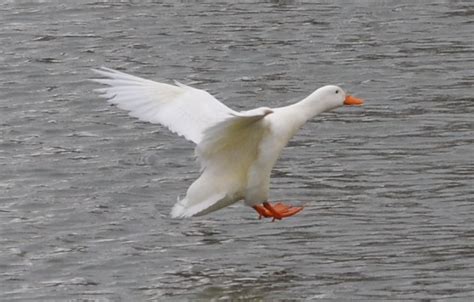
[92,67,234,144]
[92,67,363,219]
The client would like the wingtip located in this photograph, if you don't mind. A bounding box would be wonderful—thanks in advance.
[91,66,114,75]
[90,67,108,80]
[173,80,187,88]
[90,67,124,83]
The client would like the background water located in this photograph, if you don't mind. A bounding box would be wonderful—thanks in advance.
[1,1,473,301]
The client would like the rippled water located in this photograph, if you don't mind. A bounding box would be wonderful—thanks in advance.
[1,1,473,301]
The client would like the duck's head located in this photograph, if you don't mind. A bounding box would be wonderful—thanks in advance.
[315,85,364,111]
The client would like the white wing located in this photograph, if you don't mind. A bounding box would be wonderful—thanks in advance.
[171,107,273,218]
[91,67,235,144]
[196,107,274,171]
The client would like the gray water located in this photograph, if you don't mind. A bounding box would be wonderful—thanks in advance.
[1,1,473,301]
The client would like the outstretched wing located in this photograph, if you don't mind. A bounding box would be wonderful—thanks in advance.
[171,107,274,218]
[91,67,235,144]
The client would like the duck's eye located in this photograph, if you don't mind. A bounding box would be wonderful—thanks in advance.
[335,90,339,94]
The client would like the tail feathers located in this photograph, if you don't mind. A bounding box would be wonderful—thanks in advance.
[170,193,228,218]
[170,197,188,218]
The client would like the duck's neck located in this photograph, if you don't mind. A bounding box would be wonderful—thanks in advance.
[284,91,330,128]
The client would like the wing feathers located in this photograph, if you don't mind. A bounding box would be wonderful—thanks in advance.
[92,67,235,144]
[197,108,273,169]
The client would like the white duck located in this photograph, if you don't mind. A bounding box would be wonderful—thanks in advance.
[92,67,363,221]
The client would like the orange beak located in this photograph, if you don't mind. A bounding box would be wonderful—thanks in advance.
[344,95,364,106]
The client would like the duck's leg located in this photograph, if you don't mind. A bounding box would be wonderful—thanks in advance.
[253,202,304,221]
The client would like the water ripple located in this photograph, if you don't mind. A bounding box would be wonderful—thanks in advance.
[1,1,473,301]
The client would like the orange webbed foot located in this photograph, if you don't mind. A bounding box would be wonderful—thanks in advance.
[253,204,273,219]
[253,202,304,221]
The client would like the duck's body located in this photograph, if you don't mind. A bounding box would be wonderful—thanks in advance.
[92,67,363,220]
[179,106,291,217]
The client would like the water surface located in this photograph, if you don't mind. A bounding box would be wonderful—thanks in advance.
[1,1,473,300]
